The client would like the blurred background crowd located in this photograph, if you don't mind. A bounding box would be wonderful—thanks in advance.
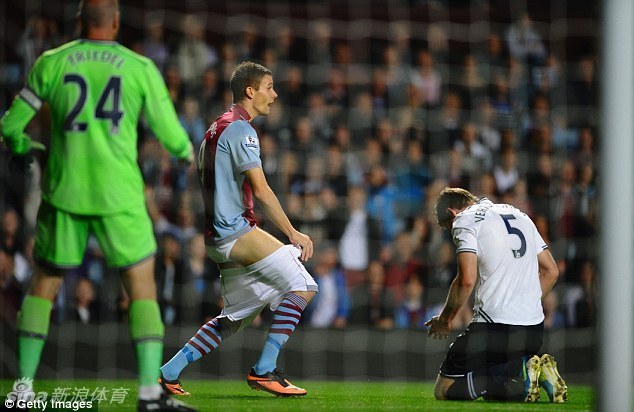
[0,0,598,334]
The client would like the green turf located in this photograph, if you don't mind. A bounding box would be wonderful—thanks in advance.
[1,379,595,411]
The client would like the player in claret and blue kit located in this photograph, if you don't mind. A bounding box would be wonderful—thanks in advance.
[159,61,318,398]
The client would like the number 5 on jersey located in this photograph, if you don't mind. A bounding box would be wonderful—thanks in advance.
[500,214,526,258]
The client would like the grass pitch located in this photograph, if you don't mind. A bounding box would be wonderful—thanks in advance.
[1,379,595,411]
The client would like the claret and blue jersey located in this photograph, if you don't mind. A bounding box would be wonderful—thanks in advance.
[198,104,262,246]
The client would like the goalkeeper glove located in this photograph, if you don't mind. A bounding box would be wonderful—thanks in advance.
[1,133,46,155]
[178,142,195,167]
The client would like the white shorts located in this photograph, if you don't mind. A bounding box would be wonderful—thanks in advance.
[205,239,237,264]
[218,245,318,322]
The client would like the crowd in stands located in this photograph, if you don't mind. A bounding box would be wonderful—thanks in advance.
[0,2,598,333]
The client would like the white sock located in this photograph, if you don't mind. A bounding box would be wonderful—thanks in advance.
[138,384,163,401]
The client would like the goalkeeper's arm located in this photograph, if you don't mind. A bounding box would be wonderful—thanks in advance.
[0,95,46,155]
[141,60,193,163]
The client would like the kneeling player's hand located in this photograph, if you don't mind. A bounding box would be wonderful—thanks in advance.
[425,315,451,340]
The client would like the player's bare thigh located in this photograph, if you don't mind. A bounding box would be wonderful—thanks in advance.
[229,226,284,266]
[434,375,456,400]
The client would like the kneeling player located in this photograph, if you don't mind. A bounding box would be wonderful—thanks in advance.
[426,187,567,402]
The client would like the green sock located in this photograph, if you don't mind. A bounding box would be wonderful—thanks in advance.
[129,300,165,387]
[17,295,52,379]
[135,341,163,386]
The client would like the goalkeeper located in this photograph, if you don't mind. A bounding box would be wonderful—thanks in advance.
[0,0,195,411]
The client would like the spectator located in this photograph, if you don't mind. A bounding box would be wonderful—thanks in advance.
[458,52,486,110]
[183,233,221,323]
[552,159,577,246]
[338,186,381,289]
[234,22,263,62]
[573,163,598,259]
[473,172,498,203]
[423,240,456,307]
[179,97,207,148]
[565,260,597,328]
[394,139,432,218]
[428,90,464,153]
[493,148,520,194]
[395,275,439,329]
[17,16,61,72]
[411,49,442,108]
[382,44,410,111]
[542,289,565,331]
[349,260,396,329]
[271,25,306,65]
[489,75,514,127]
[526,153,555,217]
[324,145,349,198]
[347,92,375,148]
[322,67,349,121]
[307,244,349,329]
[176,14,218,92]
[139,16,169,73]
[276,65,307,128]
[478,32,508,79]
[453,121,492,179]
[0,246,23,325]
[568,55,598,126]
[476,100,502,152]
[164,64,186,109]
[73,278,99,324]
[287,116,324,171]
[506,13,546,67]
[196,67,224,121]
[366,165,404,244]
[155,232,186,325]
[306,20,333,86]
[572,126,597,170]
[426,23,450,71]
[307,92,333,142]
[1,207,23,255]
[384,231,424,302]
[370,67,390,120]
[531,52,561,98]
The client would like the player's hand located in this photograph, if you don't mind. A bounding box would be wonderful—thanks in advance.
[289,230,313,262]
[425,315,451,340]
[1,134,46,155]
[178,143,195,167]
[29,141,46,152]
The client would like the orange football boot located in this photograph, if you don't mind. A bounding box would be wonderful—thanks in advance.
[247,368,307,397]
[159,372,191,396]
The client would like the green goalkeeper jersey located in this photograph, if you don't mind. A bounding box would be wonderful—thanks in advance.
[0,39,192,215]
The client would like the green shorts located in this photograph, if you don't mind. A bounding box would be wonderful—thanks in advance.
[34,201,157,269]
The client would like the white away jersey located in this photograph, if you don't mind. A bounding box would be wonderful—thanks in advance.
[452,198,547,326]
